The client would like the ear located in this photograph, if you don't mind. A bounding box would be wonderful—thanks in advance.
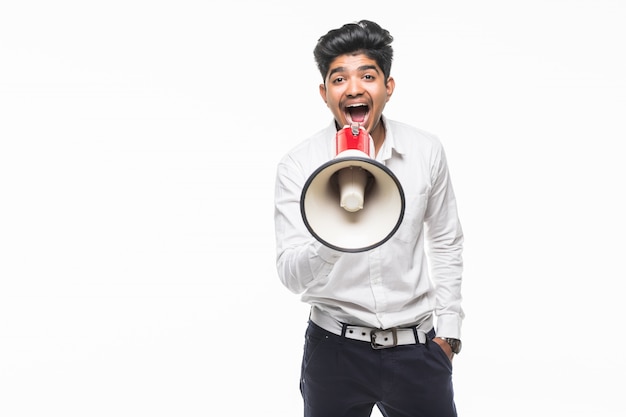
[385,77,396,102]
[319,83,328,105]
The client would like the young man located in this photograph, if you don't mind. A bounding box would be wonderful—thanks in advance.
[274,20,464,417]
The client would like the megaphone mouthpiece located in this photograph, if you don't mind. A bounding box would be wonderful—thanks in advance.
[337,124,371,157]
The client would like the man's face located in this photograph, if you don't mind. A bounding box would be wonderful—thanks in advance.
[319,53,394,136]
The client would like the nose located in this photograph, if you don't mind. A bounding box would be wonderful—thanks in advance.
[345,78,363,97]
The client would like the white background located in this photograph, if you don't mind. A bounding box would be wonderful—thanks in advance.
[1,1,625,416]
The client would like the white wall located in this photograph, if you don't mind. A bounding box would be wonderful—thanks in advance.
[1,1,624,416]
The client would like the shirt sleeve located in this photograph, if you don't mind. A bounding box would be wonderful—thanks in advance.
[424,145,465,339]
[274,155,342,294]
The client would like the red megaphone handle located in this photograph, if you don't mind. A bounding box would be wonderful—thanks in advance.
[336,124,370,156]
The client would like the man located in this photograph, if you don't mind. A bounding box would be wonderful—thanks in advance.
[274,20,464,417]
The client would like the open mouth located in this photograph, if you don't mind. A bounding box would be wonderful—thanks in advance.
[346,104,369,125]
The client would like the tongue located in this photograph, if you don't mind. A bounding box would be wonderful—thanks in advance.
[350,107,367,122]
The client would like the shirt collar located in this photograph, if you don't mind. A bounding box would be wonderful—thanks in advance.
[377,115,405,162]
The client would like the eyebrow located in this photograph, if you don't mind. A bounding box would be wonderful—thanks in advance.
[327,64,380,79]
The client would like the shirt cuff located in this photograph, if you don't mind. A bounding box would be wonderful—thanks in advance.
[435,314,463,339]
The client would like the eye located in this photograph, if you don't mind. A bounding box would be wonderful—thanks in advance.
[332,76,345,84]
[363,74,375,80]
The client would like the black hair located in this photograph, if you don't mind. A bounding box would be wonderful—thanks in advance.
[313,20,394,84]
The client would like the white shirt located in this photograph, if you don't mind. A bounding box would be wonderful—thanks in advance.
[274,116,464,338]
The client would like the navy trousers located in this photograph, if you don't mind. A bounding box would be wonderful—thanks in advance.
[300,321,457,417]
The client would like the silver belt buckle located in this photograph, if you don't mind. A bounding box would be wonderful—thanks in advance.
[370,328,398,349]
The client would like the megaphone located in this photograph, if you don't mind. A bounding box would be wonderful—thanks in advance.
[300,124,405,253]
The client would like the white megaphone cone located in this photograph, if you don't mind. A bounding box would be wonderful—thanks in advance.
[300,123,405,252]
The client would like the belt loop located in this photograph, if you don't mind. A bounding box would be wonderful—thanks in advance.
[340,322,348,337]
[412,327,427,345]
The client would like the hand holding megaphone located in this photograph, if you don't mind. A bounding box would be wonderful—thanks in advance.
[300,123,405,252]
